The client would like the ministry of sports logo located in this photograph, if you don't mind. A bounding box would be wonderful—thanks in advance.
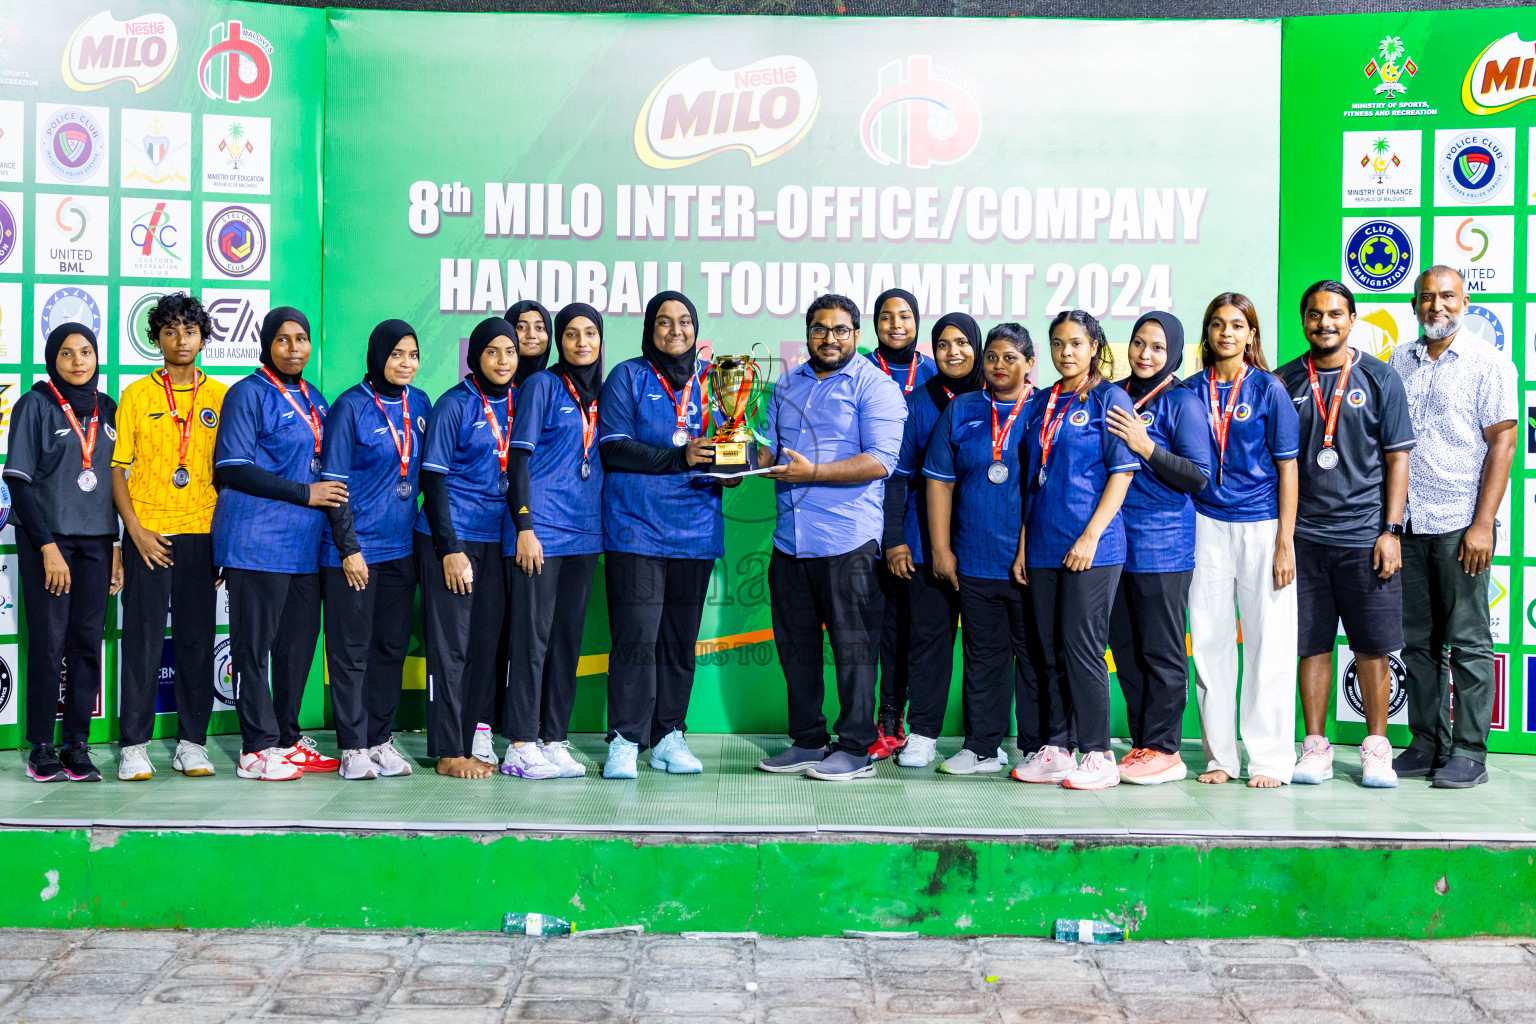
[1364,35,1417,97]
[41,286,102,337]
[1342,651,1409,719]
[1346,220,1414,291]
[205,205,265,278]
[41,107,104,183]
[860,55,982,169]
[1438,131,1509,204]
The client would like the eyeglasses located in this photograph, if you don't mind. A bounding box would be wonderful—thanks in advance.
[808,325,854,341]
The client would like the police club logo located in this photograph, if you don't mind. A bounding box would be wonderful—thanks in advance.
[1343,651,1409,720]
[0,480,10,533]
[1068,409,1090,427]
[205,205,266,278]
[1438,132,1509,204]
[41,107,105,183]
[1346,220,1414,292]
[41,286,102,338]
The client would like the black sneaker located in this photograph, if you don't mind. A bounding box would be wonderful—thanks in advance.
[1391,747,1437,778]
[27,744,66,783]
[1430,755,1488,789]
[58,742,102,782]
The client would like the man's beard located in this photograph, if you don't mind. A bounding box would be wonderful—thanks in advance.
[809,345,855,373]
[1421,311,1464,341]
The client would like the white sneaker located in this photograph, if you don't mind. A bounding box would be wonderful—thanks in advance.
[1360,735,1398,789]
[339,749,378,780]
[173,740,215,777]
[471,723,496,765]
[117,743,153,781]
[896,733,938,767]
[1063,750,1120,790]
[540,740,587,778]
[938,748,1002,775]
[368,738,412,777]
[1011,745,1077,783]
[237,748,302,781]
[998,748,1009,766]
[1292,735,1334,785]
[500,743,561,780]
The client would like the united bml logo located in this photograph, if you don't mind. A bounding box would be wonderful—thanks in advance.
[860,56,981,169]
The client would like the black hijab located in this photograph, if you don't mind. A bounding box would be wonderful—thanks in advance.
[259,306,311,386]
[552,303,605,407]
[924,312,985,414]
[466,316,516,399]
[641,291,700,390]
[1119,311,1185,401]
[365,318,415,399]
[506,299,552,388]
[37,322,100,416]
[871,287,921,365]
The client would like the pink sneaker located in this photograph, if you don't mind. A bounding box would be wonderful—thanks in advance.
[1119,749,1188,786]
[1063,750,1121,790]
[1011,745,1077,784]
[1292,735,1334,785]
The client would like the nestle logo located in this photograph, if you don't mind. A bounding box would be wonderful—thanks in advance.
[732,65,797,89]
[637,55,819,169]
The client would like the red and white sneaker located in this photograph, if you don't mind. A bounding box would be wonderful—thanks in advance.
[237,748,302,781]
[1011,745,1077,784]
[280,736,340,774]
[867,708,907,761]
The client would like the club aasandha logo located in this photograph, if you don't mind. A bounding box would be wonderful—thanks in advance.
[198,20,272,104]
[1463,32,1536,115]
[1364,35,1417,97]
[62,11,177,93]
[860,55,982,169]
[634,56,819,169]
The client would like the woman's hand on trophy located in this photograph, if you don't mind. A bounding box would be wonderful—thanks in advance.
[683,437,716,466]
[765,446,814,483]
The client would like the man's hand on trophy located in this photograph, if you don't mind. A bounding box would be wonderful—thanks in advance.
[683,437,717,466]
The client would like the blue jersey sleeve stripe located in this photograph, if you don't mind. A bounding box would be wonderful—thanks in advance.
[215,457,254,467]
[598,431,633,442]
[1383,439,1417,452]
[1108,462,1141,472]
[508,440,535,451]
[421,461,452,473]
[1272,448,1300,459]
[925,469,957,482]
[322,471,349,481]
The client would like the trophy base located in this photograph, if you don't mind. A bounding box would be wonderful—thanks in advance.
[709,439,756,473]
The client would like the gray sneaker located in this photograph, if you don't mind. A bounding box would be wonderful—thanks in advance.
[757,745,829,774]
[805,750,876,781]
[938,748,1002,775]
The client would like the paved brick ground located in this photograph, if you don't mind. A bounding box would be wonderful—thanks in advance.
[0,929,1532,1023]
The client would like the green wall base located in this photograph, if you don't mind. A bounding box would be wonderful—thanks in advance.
[3,829,1533,939]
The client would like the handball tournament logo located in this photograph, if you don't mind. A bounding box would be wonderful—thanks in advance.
[198,20,272,104]
[860,55,981,169]
[41,107,105,183]
[1346,220,1413,292]
[1437,132,1509,203]
[205,205,266,278]
[635,56,818,170]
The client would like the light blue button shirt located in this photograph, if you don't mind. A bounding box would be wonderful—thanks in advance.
[764,355,907,558]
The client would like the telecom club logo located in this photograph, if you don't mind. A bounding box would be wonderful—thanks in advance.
[206,206,266,278]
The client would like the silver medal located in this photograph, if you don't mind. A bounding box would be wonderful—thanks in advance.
[1316,448,1339,470]
[1037,468,1048,487]
[579,459,592,481]
[395,479,412,501]
[310,455,323,476]
[77,468,97,492]
[172,466,191,489]
[496,474,509,496]
[671,428,690,447]
[987,461,1009,485]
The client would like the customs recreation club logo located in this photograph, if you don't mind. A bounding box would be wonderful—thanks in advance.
[0,199,15,266]
[1346,220,1413,291]
[205,205,266,278]
[41,107,104,183]
[1437,132,1509,204]
[860,55,982,169]
[198,20,272,104]
[125,290,167,360]
[62,11,178,93]
[1364,35,1417,97]
[41,286,102,338]
[130,202,180,263]
[1342,651,1409,720]
[635,55,819,169]
[1463,33,1536,115]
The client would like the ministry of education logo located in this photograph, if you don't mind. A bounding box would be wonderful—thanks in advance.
[205,204,265,278]
[1346,220,1414,292]
[41,106,104,183]
[41,285,102,337]
[1438,131,1509,204]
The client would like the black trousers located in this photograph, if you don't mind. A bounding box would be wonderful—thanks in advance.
[876,562,907,716]
[1029,564,1120,753]
[16,533,113,747]
[768,542,881,755]
[1108,569,1194,756]
[957,574,1052,757]
[322,554,416,751]
[604,552,712,747]
[226,567,321,753]
[504,551,598,744]
[119,533,218,747]
[904,564,962,739]
[416,534,505,759]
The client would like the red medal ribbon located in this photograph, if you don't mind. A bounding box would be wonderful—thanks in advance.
[1037,380,1086,477]
[558,374,598,463]
[1306,348,1354,455]
[876,350,919,394]
[990,388,1030,462]
[368,383,413,482]
[158,369,202,470]
[466,375,512,475]
[1132,374,1175,412]
[45,381,98,470]
[1207,364,1250,470]
[259,367,323,457]
[646,360,703,439]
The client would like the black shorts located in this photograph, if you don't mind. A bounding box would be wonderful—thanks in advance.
[1295,536,1404,658]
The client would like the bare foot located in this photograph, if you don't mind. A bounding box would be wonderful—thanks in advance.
[1247,774,1282,789]
[1197,769,1231,784]
[437,756,494,779]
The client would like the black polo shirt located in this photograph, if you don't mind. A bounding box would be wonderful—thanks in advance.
[3,387,118,538]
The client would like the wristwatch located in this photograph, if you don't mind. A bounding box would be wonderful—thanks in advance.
[1383,522,1405,536]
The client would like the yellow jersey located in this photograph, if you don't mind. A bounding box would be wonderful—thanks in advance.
[112,369,228,535]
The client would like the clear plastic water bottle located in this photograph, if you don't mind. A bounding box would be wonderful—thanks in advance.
[1054,918,1125,943]
[502,912,573,936]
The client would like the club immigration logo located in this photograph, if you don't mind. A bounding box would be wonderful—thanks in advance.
[1463,33,1536,115]
[40,285,101,338]
[1342,651,1410,720]
[1346,220,1414,292]
[62,11,177,93]
[41,107,104,183]
[124,289,167,360]
[1438,131,1510,204]
[634,56,819,169]
[1364,35,1417,97]
[197,21,272,105]
[860,55,982,169]
[205,205,265,278]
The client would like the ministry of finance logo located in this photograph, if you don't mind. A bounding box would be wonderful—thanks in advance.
[41,106,104,183]
[1345,219,1414,292]
[205,204,266,278]
[1437,131,1510,204]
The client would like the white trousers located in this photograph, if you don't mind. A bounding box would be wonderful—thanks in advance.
[1189,514,1298,782]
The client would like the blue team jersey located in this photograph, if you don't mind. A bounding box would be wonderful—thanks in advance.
[413,378,514,545]
[891,386,949,564]
[505,369,603,557]
[320,382,431,567]
[1119,382,1215,574]
[596,356,723,559]
[1185,367,1300,523]
[864,349,937,397]
[1021,380,1140,570]
[923,390,1032,580]
[211,373,330,574]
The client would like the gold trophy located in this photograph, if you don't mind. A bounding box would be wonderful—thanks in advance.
[705,353,762,471]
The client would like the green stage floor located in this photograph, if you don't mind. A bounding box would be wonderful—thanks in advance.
[3,732,1534,840]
